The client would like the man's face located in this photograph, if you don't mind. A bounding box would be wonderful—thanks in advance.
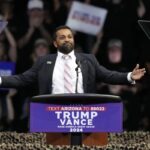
[53,28,74,54]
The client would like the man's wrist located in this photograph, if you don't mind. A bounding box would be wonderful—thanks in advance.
[127,72,136,84]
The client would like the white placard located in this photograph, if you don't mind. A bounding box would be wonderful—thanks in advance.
[66,1,108,35]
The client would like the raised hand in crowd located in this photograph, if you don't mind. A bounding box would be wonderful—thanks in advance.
[91,31,103,55]
[0,15,17,62]
[137,0,146,18]
[18,0,51,49]
[3,27,17,62]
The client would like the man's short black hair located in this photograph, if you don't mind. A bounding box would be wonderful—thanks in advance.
[53,25,74,41]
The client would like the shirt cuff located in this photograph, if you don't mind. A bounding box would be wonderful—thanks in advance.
[0,77,2,85]
[127,72,136,84]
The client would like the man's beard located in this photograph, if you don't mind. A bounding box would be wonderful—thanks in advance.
[58,42,74,54]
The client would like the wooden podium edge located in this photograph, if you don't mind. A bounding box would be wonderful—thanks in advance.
[46,133,108,146]
[83,133,108,146]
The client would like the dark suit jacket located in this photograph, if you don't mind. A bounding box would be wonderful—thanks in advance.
[1,53,128,94]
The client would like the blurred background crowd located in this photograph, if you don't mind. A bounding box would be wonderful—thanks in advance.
[0,0,150,132]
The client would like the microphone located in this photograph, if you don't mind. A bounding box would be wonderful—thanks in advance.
[75,59,81,93]
[75,59,81,71]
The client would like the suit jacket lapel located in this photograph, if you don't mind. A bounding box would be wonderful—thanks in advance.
[45,54,57,93]
[75,53,88,93]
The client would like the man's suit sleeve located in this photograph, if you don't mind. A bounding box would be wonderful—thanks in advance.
[91,55,129,84]
[1,58,43,88]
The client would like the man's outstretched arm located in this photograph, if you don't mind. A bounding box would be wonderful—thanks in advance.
[0,57,43,88]
[91,55,146,84]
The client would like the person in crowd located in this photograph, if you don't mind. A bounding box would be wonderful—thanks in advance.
[96,38,145,130]
[0,19,17,131]
[95,39,129,99]
[12,0,53,130]
[0,26,146,95]
[16,0,51,72]
[0,15,17,62]
[31,38,50,63]
[18,0,51,49]
[106,39,124,70]
[17,38,50,131]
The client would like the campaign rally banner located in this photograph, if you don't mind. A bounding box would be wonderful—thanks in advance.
[66,1,108,35]
[30,103,123,132]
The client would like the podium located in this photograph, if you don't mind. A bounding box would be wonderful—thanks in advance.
[30,94,123,146]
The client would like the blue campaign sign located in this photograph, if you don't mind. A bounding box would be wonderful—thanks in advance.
[30,102,123,133]
[0,61,16,75]
[0,61,16,90]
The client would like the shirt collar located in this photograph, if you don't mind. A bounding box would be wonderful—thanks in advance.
[57,50,75,59]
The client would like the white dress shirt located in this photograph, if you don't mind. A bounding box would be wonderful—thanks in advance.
[52,51,84,94]
[127,72,135,84]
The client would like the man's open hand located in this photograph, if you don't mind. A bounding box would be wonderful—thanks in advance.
[131,64,146,80]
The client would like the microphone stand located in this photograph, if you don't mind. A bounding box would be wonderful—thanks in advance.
[75,65,79,93]
[71,60,82,146]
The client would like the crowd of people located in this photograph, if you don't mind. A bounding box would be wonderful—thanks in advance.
[0,0,150,131]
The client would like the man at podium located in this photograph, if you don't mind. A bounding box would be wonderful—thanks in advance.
[0,26,146,94]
